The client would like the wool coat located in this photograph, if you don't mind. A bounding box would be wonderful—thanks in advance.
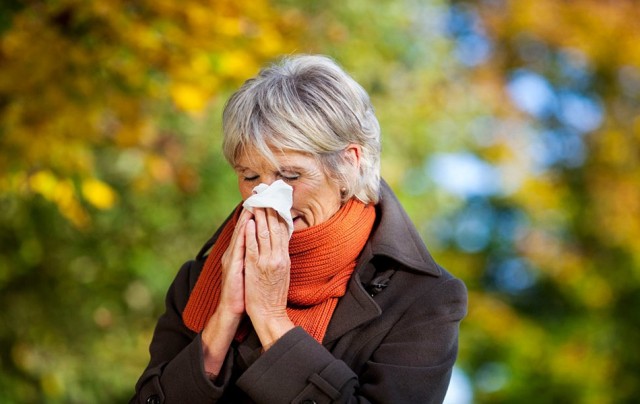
[131,181,468,404]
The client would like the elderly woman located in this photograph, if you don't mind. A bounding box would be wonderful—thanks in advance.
[132,55,467,404]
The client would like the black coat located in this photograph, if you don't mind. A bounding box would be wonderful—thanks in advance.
[132,181,467,403]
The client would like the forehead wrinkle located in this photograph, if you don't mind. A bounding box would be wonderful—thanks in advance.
[235,150,281,175]
[236,151,320,179]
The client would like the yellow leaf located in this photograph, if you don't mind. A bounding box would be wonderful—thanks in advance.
[218,50,257,79]
[82,178,117,210]
[29,171,58,197]
[170,82,210,112]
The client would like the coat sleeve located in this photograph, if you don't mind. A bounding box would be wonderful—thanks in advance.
[236,276,468,404]
[130,260,234,404]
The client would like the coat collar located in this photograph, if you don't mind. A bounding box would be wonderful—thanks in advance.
[369,179,440,276]
[323,179,441,344]
[198,180,439,275]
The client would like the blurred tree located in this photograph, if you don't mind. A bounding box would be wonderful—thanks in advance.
[8,0,638,402]
[0,0,301,402]
[442,0,640,402]
[282,0,489,231]
[0,0,492,401]
[0,0,301,224]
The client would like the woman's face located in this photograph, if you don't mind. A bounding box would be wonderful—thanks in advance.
[234,148,343,231]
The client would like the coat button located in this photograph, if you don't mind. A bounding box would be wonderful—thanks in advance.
[301,400,317,404]
[146,395,161,404]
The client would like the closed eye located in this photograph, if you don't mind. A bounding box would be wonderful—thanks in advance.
[279,173,299,182]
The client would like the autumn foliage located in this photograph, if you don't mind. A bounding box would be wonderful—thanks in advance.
[1,0,639,402]
[0,0,299,226]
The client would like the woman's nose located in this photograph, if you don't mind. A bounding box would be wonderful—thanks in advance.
[260,175,277,185]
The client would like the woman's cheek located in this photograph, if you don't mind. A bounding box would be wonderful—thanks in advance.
[238,184,253,200]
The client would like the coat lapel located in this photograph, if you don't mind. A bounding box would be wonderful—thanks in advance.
[322,244,381,345]
[323,180,442,344]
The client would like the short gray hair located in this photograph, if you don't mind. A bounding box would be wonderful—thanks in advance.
[222,54,381,204]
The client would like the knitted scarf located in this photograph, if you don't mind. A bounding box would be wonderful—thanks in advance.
[182,198,376,343]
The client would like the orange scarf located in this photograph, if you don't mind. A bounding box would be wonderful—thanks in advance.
[182,198,376,343]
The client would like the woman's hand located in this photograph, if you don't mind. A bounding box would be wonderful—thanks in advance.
[217,209,254,317]
[244,208,295,350]
[201,209,253,378]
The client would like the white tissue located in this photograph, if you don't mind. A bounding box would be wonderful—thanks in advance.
[242,180,294,238]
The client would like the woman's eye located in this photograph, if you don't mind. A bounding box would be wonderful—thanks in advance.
[243,175,259,182]
[279,173,299,181]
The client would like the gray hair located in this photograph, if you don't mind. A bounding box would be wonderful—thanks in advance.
[222,54,381,204]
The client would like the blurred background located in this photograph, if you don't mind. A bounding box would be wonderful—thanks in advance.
[1,0,639,402]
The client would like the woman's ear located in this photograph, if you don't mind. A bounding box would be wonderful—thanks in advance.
[340,144,362,200]
[344,144,362,170]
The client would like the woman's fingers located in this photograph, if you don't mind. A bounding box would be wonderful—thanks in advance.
[244,218,258,261]
[253,208,273,255]
[244,208,290,313]
[251,207,289,252]
[218,209,253,316]
[265,208,288,254]
[233,209,253,244]
[222,210,252,272]
[243,209,293,350]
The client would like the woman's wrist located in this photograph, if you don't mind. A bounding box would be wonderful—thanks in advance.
[201,310,243,375]
[251,315,295,352]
